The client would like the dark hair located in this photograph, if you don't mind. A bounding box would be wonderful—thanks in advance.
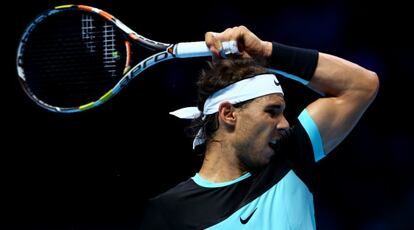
[188,58,270,148]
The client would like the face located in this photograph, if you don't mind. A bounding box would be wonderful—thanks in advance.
[232,94,289,171]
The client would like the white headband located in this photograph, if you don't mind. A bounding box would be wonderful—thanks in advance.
[170,73,284,148]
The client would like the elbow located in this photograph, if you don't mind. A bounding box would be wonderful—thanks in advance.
[364,70,380,101]
[349,68,379,103]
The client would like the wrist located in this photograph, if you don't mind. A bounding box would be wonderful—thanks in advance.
[262,41,273,58]
[269,42,319,82]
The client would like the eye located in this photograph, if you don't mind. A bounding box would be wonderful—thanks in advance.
[264,104,285,118]
[266,110,275,116]
[265,109,280,117]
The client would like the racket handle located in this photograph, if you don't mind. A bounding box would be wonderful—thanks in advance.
[174,41,239,58]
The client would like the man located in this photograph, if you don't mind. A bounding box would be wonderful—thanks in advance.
[140,26,379,229]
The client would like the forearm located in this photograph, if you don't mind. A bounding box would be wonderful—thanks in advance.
[309,53,379,100]
[267,42,378,100]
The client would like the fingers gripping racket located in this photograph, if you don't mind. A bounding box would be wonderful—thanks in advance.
[16,5,239,113]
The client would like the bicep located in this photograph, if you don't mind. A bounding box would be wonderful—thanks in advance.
[305,95,369,154]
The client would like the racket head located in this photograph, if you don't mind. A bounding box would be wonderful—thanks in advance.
[16,5,132,113]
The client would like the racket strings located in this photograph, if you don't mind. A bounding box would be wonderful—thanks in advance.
[102,21,118,77]
[81,14,118,77]
[21,11,127,107]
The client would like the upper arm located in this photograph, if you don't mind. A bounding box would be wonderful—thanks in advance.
[305,53,379,154]
[306,96,362,154]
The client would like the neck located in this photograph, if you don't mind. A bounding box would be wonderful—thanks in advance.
[199,141,246,183]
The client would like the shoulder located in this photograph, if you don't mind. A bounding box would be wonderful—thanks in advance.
[277,118,311,152]
[275,115,319,190]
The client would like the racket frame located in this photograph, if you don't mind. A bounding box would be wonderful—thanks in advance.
[17,5,227,113]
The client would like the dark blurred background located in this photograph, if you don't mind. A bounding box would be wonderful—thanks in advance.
[3,0,414,229]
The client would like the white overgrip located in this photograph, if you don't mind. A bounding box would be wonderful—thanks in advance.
[174,41,239,58]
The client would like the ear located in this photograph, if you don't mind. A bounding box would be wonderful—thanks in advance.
[218,101,237,126]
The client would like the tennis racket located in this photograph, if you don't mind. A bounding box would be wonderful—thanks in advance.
[16,4,239,113]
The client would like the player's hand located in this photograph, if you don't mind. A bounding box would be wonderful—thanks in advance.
[205,25,272,59]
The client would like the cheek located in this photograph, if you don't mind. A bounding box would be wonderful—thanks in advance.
[252,122,274,139]
[238,124,268,146]
[237,114,273,142]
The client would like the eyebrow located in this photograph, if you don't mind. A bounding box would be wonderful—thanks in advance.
[265,103,286,111]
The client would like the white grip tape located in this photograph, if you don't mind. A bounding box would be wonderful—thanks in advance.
[175,41,239,58]
[220,40,238,58]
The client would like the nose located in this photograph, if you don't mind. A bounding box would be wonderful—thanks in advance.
[277,115,289,131]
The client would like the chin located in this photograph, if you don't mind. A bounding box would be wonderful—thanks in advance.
[247,162,268,174]
[264,147,275,160]
[249,157,271,172]
[261,157,272,166]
